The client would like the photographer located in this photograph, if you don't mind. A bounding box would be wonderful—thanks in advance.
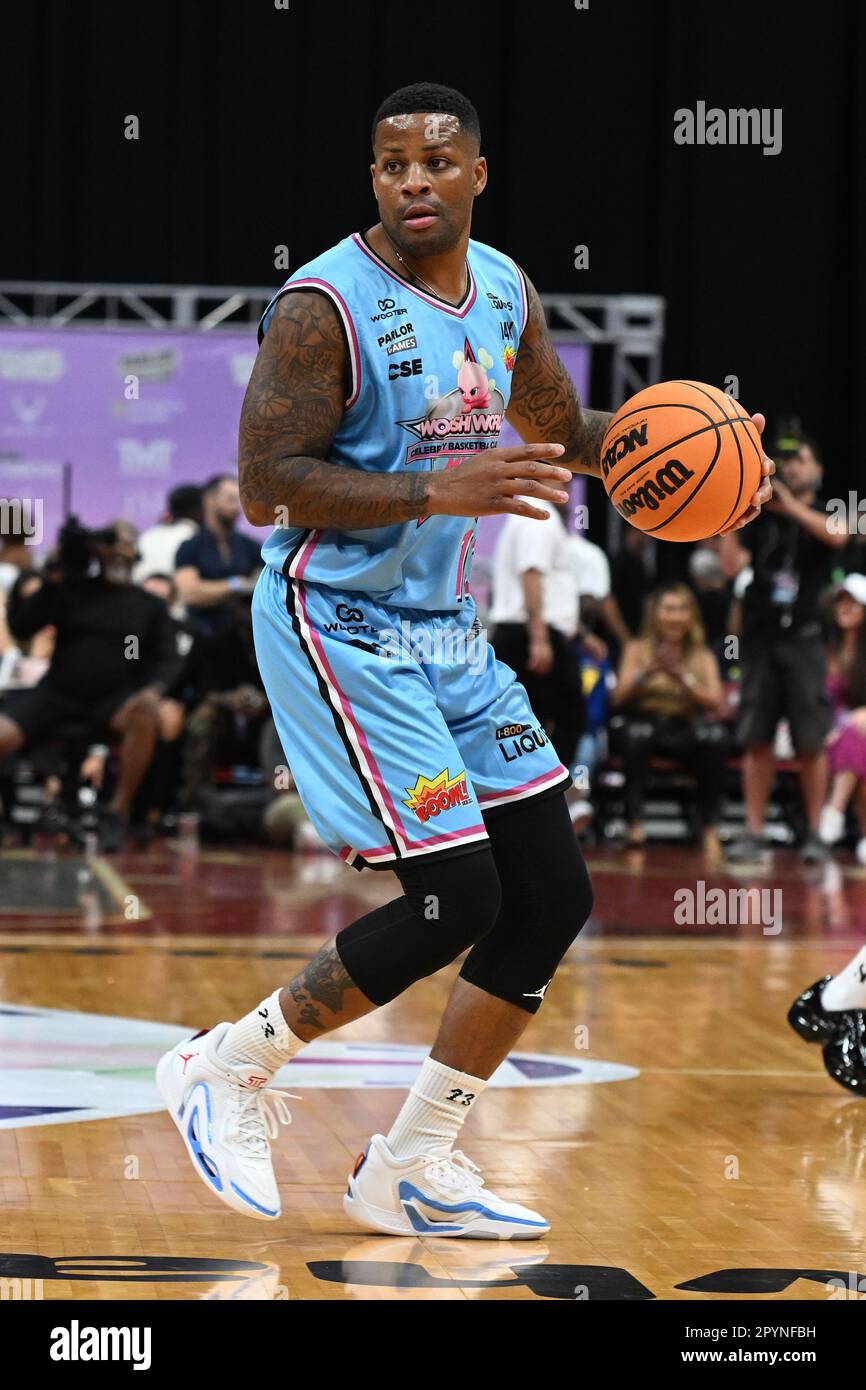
[721,436,847,863]
[0,518,184,850]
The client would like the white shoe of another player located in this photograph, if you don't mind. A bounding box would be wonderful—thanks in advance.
[344,1134,550,1239]
[156,1022,294,1221]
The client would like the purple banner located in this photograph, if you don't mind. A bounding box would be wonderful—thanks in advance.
[0,328,589,557]
[0,329,259,552]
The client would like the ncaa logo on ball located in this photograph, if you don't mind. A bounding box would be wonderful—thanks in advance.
[601,421,648,480]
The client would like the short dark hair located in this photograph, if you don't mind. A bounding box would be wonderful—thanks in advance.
[202,473,235,498]
[167,484,202,522]
[799,435,823,465]
[371,83,481,148]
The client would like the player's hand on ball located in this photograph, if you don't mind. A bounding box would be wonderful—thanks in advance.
[717,413,775,534]
[428,443,572,519]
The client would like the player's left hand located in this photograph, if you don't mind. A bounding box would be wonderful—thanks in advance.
[717,413,775,534]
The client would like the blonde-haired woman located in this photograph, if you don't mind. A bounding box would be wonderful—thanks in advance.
[610,582,726,849]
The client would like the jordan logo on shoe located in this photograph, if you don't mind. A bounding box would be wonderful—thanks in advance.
[523,980,551,1000]
[179,1052,198,1074]
[858,964,866,984]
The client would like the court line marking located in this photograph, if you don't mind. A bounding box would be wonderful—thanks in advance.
[87,857,152,921]
[641,1067,825,1077]
[0,933,862,956]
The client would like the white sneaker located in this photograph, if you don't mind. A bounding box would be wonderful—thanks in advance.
[344,1134,550,1239]
[156,1022,294,1221]
[856,837,866,867]
[819,806,846,845]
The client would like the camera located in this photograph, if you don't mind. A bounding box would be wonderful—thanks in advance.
[55,516,119,576]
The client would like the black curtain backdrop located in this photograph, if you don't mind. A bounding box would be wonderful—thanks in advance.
[4,0,864,511]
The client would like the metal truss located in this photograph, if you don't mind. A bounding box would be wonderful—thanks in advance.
[542,294,666,410]
[0,282,664,551]
[0,283,666,401]
[0,282,276,332]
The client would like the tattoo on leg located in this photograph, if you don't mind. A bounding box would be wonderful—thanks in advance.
[287,945,357,1031]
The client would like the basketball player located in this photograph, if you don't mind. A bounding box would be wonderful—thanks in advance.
[157,83,774,1237]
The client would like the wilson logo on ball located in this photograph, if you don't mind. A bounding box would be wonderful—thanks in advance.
[616,459,696,518]
[601,381,762,541]
[601,423,648,480]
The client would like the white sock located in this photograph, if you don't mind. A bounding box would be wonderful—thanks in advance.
[216,990,306,1078]
[823,946,866,1012]
[386,1057,487,1158]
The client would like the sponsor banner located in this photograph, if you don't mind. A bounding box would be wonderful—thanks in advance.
[0,330,589,558]
[0,329,259,550]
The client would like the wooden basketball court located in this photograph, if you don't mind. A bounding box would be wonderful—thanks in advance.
[2,841,865,1302]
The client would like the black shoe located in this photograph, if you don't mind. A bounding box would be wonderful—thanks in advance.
[724,831,768,864]
[98,810,129,854]
[800,832,831,864]
[787,976,840,1044]
[822,1012,866,1093]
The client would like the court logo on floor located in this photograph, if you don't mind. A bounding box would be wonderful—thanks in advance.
[0,1004,639,1130]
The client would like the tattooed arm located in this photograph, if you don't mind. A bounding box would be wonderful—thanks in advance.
[238,290,432,528]
[506,273,612,478]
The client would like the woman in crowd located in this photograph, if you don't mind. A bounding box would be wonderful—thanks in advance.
[610,582,726,850]
[819,575,866,861]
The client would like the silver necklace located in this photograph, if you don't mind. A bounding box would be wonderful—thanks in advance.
[384,230,468,304]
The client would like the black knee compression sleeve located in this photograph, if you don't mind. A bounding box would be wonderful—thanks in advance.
[459,791,594,1013]
[335,847,502,1006]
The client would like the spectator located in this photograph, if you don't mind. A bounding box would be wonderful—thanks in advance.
[119,572,200,825]
[0,500,35,594]
[489,496,584,766]
[610,526,657,636]
[688,545,733,665]
[0,571,55,692]
[132,484,202,584]
[0,500,38,657]
[609,582,726,850]
[818,575,866,861]
[175,594,270,810]
[174,475,261,634]
[0,519,185,850]
[721,435,847,863]
[568,525,631,656]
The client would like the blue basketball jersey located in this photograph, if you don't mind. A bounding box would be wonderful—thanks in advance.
[256,231,527,611]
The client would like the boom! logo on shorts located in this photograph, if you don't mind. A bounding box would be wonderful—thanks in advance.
[402,769,472,823]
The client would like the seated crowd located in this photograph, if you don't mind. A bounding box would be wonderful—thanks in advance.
[0,475,283,852]
[0,433,864,863]
[487,432,866,864]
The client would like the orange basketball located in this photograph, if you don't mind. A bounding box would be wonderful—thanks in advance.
[600,380,762,542]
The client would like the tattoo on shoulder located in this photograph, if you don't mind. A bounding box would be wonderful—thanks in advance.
[238,290,347,520]
[509,278,611,475]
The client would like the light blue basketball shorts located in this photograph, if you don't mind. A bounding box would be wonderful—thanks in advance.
[251,563,571,872]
